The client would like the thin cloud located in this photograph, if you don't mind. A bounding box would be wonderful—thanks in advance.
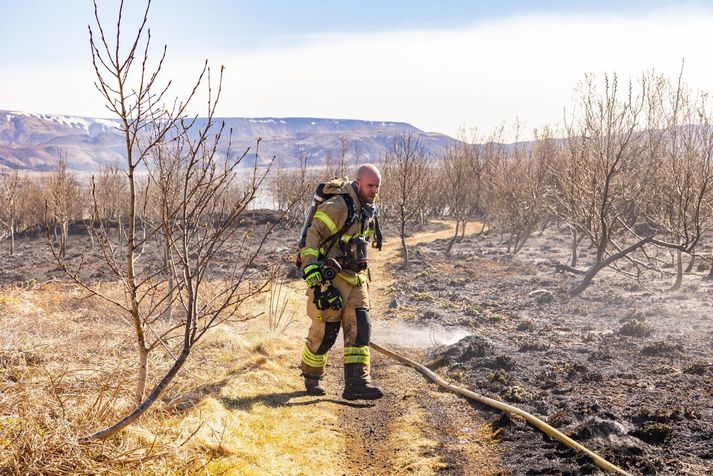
[2,7,712,139]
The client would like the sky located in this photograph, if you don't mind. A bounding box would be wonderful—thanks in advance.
[1,0,713,138]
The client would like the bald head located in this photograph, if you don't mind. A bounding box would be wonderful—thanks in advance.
[357,164,381,181]
[355,164,382,204]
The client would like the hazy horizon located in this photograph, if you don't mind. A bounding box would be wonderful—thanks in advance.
[2,1,712,140]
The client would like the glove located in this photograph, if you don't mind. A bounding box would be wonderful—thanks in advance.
[314,284,343,311]
[303,264,323,288]
[323,285,343,310]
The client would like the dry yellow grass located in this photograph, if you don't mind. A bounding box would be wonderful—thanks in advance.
[387,404,447,474]
[0,279,343,475]
[0,219,498,475]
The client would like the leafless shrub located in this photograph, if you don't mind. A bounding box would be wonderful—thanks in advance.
[93,161,128,238]
[549,71,713,295]
[0,168,24,254]
[323,134,358,179]
[380,132,430,267]
[46,155,83,257]
[440,128,488,254]
[272,150,315,226]
[268,277,294,333]
[642,71,713,289]
[45,0,287,441]
[488,126,554,253]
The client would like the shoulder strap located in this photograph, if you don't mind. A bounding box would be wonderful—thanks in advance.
[319,194,358,255]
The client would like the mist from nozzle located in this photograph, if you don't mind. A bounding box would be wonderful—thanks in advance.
[373,320,471,349]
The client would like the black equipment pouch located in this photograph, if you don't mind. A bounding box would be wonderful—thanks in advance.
[373,215,383,250]
[348,235,369,271]
[338,234,368,271]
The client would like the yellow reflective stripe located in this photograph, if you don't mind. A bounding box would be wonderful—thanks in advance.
[302,354,326,368]
[300,248,320,258]
[340,233,353,244]
[337,271,368,286]
[302,345,327,368]
[344,345,370,364]
[344,356,369,364]
[344,346,370,356]
[304,264,319,273]
[364,228,373,239]
[314,211,337,233]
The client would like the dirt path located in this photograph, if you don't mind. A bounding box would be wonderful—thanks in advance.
[337,222,502,475]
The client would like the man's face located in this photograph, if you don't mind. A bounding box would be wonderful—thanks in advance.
[356,173,381,204]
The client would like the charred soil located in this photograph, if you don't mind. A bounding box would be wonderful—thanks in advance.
[386,226,713,475]
[3,218,711,475]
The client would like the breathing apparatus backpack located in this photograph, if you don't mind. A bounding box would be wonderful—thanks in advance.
[296,177,383,270]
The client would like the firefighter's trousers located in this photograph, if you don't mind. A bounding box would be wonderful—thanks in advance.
[300,274,372,381]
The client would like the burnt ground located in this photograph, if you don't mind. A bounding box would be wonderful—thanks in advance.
[384,227,713,475]
[0,209,290,288]
[3,217,712,475]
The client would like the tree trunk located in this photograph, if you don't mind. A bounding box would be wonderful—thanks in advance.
[9,219,14,256]
[85,221,95,249]
[59,221,68,258]
[570,237,652,297]
[80,348,189,441]
[684,254,696,273]
[400,219,409,268]
[135,344,149,405]
[595,234,607,265]
[126,156,148,406]
[570,228,578,268]
[162,237,174,320]
[459,220,467,240]
[53,222,59,250]
[670,248,683,291]
[446,220,460,255]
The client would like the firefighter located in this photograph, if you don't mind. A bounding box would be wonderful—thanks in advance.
[298,164,384,400]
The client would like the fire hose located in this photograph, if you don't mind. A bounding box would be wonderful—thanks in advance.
[370,342,633,476]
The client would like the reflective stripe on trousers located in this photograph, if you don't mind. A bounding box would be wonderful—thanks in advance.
[344,345,370,365]
[302,344,327,368]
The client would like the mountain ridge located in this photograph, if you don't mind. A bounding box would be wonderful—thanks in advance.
[0,110,456,171]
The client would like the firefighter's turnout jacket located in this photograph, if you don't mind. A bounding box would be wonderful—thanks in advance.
[299,179,377,381]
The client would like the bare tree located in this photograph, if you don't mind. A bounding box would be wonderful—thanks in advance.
[0,168,24,254]
[380,132,429,267]
[47,0,283,440]
[93,162,128,240]
[644,71,713,290]
[272,150,313,226]
[337,134,351,178]
[17,177,46,235]
[440,128,489,254]
[488,126,553,254]
[46,154,81,257]
[555,73,712,296]
[547,128,589,268]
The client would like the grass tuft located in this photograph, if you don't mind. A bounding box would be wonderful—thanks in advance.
[0,281,343,475]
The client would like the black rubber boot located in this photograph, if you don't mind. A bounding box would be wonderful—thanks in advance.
[342,364,383,400]
[304,376,326,396]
